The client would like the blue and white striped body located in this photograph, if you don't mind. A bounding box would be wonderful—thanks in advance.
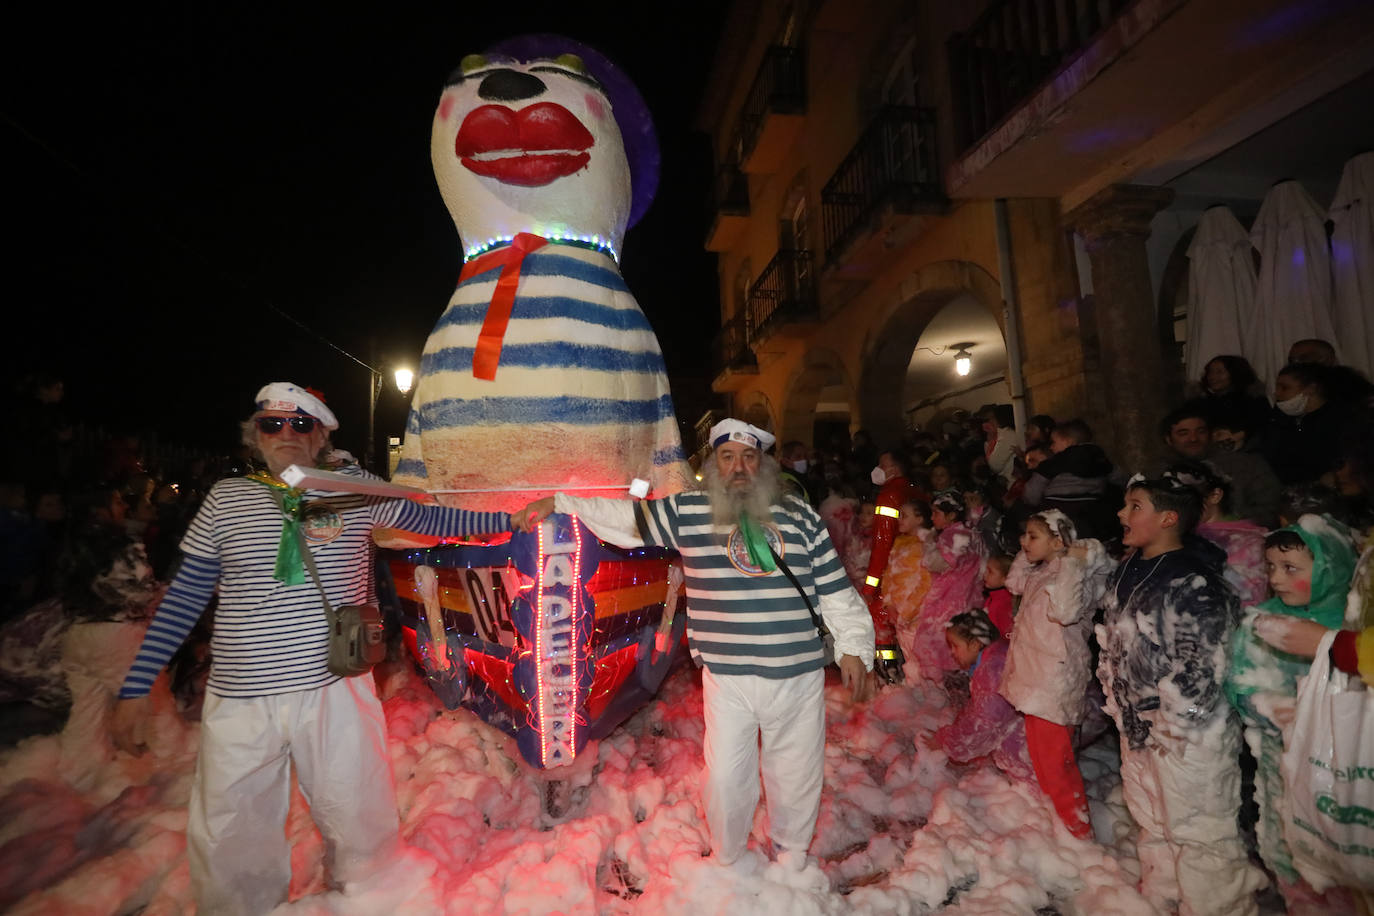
[394,242,691,511]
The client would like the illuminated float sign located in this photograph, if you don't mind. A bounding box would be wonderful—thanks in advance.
[535,517,582,766]
[385,513,688,771]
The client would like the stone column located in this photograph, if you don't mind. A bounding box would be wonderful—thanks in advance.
[1065,184,1175,474]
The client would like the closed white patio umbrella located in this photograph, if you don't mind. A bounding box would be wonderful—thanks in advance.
[1329,151,1374,378]
[1247,180,1337,386]
[1185,205,1255,382]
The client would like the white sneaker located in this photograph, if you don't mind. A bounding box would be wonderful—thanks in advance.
[774,848,806,873]
[713,848,763,876]
[768,850,831,892]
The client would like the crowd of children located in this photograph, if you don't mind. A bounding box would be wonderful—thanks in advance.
[839,346,1374,915]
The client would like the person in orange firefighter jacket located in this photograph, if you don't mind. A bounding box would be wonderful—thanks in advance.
[863,451,928,683]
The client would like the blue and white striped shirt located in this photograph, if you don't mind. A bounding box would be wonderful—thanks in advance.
[119,465,508,699]
[634,493,854,678]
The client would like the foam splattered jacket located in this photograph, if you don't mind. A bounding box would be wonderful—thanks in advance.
[1096,535,1240,751]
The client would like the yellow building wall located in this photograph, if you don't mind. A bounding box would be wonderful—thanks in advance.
[708,1,1095,451]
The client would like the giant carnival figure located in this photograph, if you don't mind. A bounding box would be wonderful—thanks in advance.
[391,35,692,510]
[372,37,694,769]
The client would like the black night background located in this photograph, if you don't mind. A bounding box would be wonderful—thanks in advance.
[3,4,730,462]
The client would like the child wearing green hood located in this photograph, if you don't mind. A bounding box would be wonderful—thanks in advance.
[1225,513,1359,913]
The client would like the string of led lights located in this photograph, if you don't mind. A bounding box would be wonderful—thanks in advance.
[464,231,619,264]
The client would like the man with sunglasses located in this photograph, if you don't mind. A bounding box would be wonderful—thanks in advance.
[110,382,511,915]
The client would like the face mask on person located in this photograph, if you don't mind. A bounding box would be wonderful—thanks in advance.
[871,466,886,486]
[791,459,808,474]
[1276,393,1308,416]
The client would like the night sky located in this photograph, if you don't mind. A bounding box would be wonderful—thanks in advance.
[4,4,728,461]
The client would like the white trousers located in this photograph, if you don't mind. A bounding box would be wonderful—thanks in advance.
[701,667,825,865]
[188,676,400,916]
[1118,722,1265,916]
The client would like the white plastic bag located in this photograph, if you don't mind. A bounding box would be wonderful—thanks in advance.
[1279,630,1374,891]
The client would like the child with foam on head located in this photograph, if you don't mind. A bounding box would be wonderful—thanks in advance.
[930,609,1033,780]
[1225,514,1360,914]
[884,499,933,668]
[909,493,988,683]
[1097,475,1268,915]
[999,509,1115,840]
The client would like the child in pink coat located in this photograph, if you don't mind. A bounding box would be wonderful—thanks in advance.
[999,509,1114,839]
[932,609,1033,781]
[910,493,988,681]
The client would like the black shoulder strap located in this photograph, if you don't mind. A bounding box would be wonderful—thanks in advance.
[767,543,828,637]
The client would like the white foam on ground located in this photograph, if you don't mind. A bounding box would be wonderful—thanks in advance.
[2,621,1153,914]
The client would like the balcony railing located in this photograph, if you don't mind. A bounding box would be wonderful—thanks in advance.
[748,249,817,343]
[948,0,1131,152]
[737,45,806,167]
[712,313,757,376]
[821,106,941,263]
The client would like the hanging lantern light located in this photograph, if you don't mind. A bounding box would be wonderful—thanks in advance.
[953,347,973,377]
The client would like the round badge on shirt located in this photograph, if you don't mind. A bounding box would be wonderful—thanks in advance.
[302,504,345,543]
[726,523,784,576]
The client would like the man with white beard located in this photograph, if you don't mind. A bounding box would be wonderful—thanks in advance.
[516,418,874,873]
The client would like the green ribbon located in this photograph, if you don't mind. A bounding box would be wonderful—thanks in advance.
[248,472,307,585]
[739,513,776,573]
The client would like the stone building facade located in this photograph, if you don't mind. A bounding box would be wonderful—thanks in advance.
[696,0,1374,472]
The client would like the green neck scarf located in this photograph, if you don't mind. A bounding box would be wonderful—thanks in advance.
[739,513,776,573]
[248,471,307,585]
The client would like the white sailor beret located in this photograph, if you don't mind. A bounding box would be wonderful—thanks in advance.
[254,382,339,431]
[709,418,775,452]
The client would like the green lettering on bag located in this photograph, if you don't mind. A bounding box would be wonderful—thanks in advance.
[1315,794,1374,828]
[1293,816,1374,857]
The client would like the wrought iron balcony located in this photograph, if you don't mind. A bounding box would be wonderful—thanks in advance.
[747,249,817,344]
[821,106,942,264]
[948,0,1131,152]
[737,45,807,173]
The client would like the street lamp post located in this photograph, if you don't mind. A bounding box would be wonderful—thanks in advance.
[366,369,382,470]
[367,366,416,472]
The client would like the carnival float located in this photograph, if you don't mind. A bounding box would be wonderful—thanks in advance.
[295,35,693,770]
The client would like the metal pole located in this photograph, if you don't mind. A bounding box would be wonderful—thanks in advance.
[366,369,380,471]
[994,199,1029,437]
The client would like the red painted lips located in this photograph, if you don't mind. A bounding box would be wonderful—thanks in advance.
[455,102,594,186]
